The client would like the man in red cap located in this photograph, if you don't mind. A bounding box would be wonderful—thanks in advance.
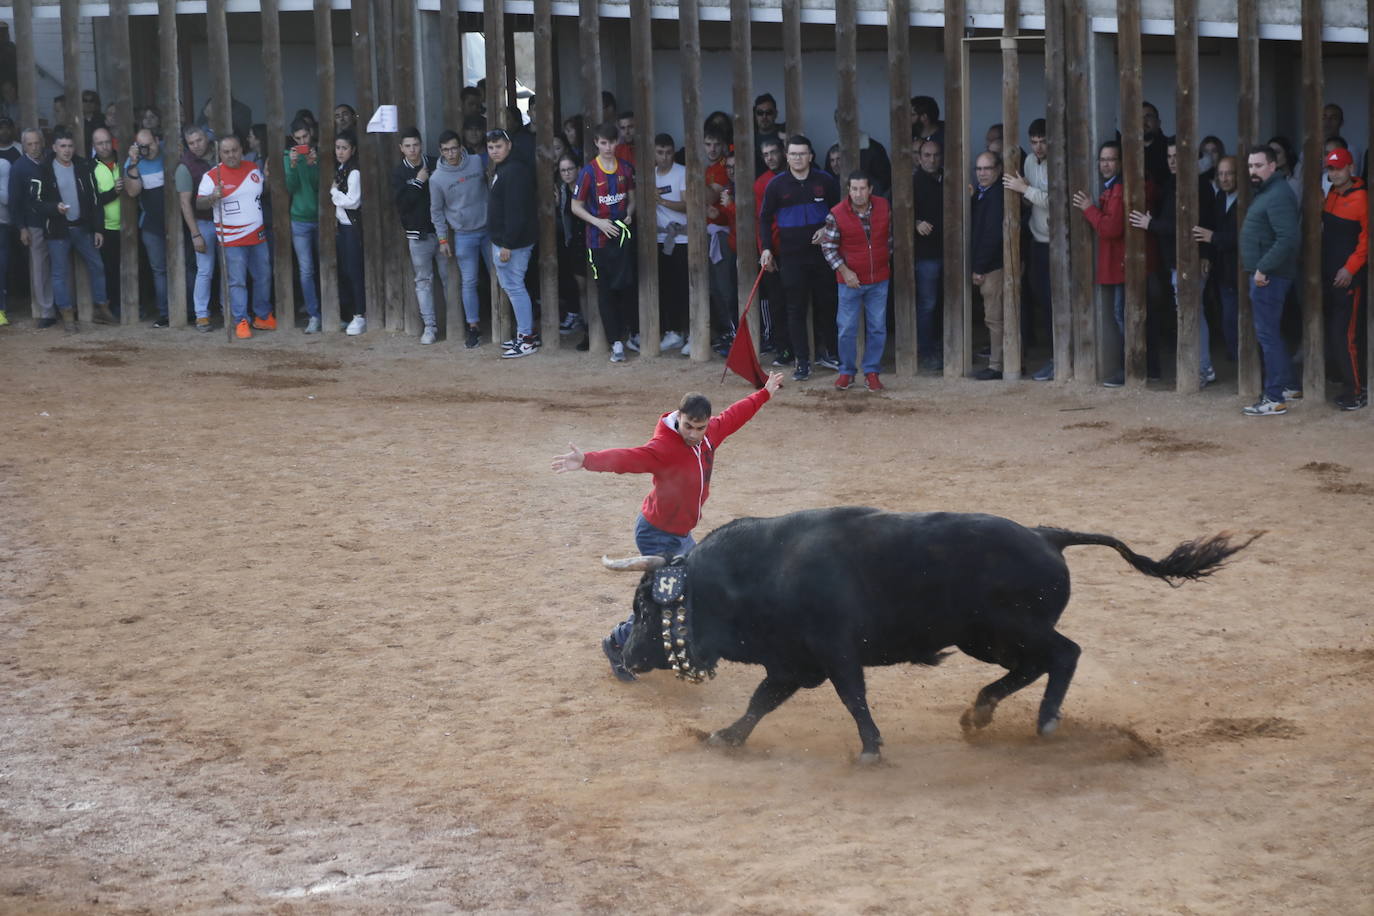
[1321,146,1368,410]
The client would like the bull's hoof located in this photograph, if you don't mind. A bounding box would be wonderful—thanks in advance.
[1037,716,1060,737]
[959,703,994,733]
[857,750,882,766]
[706,728,746,748]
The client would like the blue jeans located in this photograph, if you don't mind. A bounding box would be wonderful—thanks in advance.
[836,278,889,375]
[290,220,320,318]
[915,258,941,361]
[140,227,168,318]
[492,242,534,336]
[611,515,697,647]
[409,235,448,329]
[193,219,218,319]
[49,226,108,309]
[223,241,272,322]
[1218,284,1239,361]
[452,229,491,325]
[1250,274,1297,401]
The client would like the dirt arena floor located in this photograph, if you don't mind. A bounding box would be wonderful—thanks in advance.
[2,320,1371,914]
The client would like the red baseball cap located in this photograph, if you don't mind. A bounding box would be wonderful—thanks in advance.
[1324,147,1354,170]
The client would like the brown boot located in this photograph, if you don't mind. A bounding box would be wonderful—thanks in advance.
[59,307,78,334]
[93,301,117,325]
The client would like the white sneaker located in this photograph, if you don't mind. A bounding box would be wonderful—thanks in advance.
[346,315,366,336]
[501,335,540,359]
[625,333,640,352]
[680,337,692,357]
[661,330,685,350]
[304,316,321,334]
[421,326,437,345]
[610,341,626,363]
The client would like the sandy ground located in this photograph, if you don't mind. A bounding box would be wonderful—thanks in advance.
[1,320,1372,914]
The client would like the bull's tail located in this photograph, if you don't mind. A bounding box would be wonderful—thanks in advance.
[1034,527,1263,587]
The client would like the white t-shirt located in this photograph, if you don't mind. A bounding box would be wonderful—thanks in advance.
[654,162,688,246]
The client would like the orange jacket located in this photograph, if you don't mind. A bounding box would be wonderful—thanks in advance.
[1322,176,1368,278]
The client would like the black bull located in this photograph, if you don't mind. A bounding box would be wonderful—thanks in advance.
[608,507,1258,762]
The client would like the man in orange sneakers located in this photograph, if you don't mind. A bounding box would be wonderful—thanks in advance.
[197,133,272,338]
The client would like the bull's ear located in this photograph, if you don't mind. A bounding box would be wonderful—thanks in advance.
[602,555,668,572]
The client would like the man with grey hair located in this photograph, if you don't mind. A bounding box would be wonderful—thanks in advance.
[175,124,218,330]
[11,127,56,325]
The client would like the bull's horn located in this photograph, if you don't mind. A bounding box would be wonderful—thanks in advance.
[601,554,668,571]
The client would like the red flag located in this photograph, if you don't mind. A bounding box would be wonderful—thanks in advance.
[721,269,768,389]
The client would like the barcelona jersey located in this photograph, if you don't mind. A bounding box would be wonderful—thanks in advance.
[574,157,635,249]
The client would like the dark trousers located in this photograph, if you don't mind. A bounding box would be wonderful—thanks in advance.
[336,221,366,319]
[592,243,637,342]
[658,243,689,333]
[99,229,120,313]
[781,247,838,363]
[762,268,786,349]
[1027,239,1052,348]
[1325,278,1366,397]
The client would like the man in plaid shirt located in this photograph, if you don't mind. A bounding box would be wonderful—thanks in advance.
[820,170,892,392]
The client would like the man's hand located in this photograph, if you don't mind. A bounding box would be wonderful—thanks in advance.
[916,220,934,236]
[598,218,621,239]
[306,149,318,166]
[114,176,125,194]
[1333,267,1354,289]
[192,234,207,254]
[1002,171,1029,194]
[810,228,824,245]
[1254,270,1269,288]
[438,238,452,257]
[551,443,585,473]
[128,145,141,164]
[57,202,70,215]
[1072,190,1092,212]
[498,247,511,263]
[1201,258,1211,276]
[417,164,429,183]
[1191,225,1214,243]
[1127,209,1152,229]
[93,232,104,250]
[289,147,300,165]
[971,272,984,286]
[19,227,29,246]
[839,265,861,289]
[706,205,720,220]
[764,371,784,394]
[204,186,222,204]
[759,249,774,270]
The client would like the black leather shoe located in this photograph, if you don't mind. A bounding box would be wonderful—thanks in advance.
[974,367,1003,380]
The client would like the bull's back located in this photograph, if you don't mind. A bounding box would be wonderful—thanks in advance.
[692,507,1071,666]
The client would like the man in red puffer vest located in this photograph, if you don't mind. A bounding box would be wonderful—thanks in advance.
[820,170,892,391]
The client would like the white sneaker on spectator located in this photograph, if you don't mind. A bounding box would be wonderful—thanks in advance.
[421,327,437,345]
[680,337,692,357]
[346,315,366,336]
[625,333,640,352]
[661,330,685,350]
[304,316,321,334]
[610,341,626,363]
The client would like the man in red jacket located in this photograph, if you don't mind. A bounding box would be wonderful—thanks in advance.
[1321,147,1368,410]
[820,170,892,391]
[551,373,784,680]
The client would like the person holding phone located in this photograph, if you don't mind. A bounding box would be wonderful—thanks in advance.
[284,117,322,332]
[124,128,171,326]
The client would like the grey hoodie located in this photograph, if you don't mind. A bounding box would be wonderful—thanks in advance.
[429,151,488,242]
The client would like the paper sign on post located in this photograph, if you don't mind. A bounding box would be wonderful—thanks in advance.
[367,105,397,133]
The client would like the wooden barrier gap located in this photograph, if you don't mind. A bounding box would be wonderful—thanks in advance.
[534,0,561,345]
[679,0,711,363]
[887,0,915,376]
[315,0,340,335]
[263,0,296,330]
[111,0,140,325]
[1174,0,1201,393]
[1001,1,1023,381]
[942,0,968,377]
[630,0,661,357]
[157,0,186,329]
[578,0,605,354]
[1300,0,1325,398]
[1236,0,1261,396]
[782,0,803,136]
[730,0,759,355]
[1117,0,1147,387]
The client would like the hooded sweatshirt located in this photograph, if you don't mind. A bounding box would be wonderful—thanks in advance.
[429,150,488,243]
[581,388,772,536]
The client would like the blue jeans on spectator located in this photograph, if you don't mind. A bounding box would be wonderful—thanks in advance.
[1250,274,1297,402]
[0,223,10,314]
[140,227,168,319]
[915,258,941,362]
[492,242,535,336]
[1218,283,1239,361]
[837,278,889,376]
[409,235,448,330]
[223,241,272,322]
[49,226,108,310]
[290,220,320,318]
[193,219,218,319]
[611,515,697,648]
[452,229,491,325]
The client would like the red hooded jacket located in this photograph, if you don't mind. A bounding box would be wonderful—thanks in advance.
[582,388,772,536]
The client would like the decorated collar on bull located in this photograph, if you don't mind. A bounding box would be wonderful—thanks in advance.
[601,554,717,683]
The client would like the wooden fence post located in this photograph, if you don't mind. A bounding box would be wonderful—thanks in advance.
[206,0,234,341]
[1235,0,1261,396]
[534,0,560,345]
[60,0,91,324]
[1300,0,1325,398]
[578,0,605,355]
[351,0,387,339]
[730,0,759,354]
[835,0,859,176]
[441,0,466,343]
[110,0,140,324]
[1368,0,1374,416]
[262,0,296,329]
[888,0,916,377]
[1174,0,1201,393]
[14,0,37,133]
[394,0,420,336]
[1117,0,1147,387]
[1065,0,1095,381]
[782,0,804,136]
[943,0,968,377]
[157,0,186,329]
[1001,0,1023,381]
[485,0,511,346]
[315,0,340,335]
[629,0,661,356]
[679,0,710,362]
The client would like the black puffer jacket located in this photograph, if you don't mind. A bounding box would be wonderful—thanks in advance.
[29,155,103,240]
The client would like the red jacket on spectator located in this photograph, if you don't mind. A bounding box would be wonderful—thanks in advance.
[1083,176,1162,284]
[754,169,781,252]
